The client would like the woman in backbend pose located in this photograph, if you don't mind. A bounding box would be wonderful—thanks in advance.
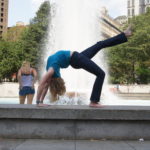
[18,61,37,104]
[36,26,132,107]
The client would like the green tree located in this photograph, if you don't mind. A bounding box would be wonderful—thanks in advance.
[0,41,21,81]
[0,1,50,81]
[19,1,50,68]
[107,9,150,84]
[3,25,26,42]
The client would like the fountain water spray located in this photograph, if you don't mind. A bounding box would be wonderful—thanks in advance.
[43,0,118,105]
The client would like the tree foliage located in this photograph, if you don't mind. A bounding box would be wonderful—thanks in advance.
[0,1,50,82]
[3,26,26,42]
[0,41,21,81]
[107,9,150,84]
[19,1,50,68]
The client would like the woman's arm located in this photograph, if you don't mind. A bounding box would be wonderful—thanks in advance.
[39,83,49,103]
[32,68,38,87]
[17,69,22,89]
[36,68,54,105]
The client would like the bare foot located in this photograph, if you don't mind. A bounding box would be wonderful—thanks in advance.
[89,102,104,108]
[124,24,132,37]
[37,104,49,107]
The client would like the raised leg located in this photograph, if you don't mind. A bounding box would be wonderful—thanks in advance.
[80,33,127,59]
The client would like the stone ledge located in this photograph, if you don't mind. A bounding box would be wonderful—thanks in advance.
[0,104,150,139]
[0,104,150,120]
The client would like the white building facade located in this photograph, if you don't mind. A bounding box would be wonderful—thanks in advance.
[127,0,150,18]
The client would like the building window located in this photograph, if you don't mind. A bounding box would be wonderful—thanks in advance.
[1,8,4,11]
[1,13,3,17]
[132,8,135,15]
[128,0,130,7]
[139,7,144,14]
[1,3,4,6]
[132,0,134,6]
[128,9,130,16]
[140,0,145,5]
[0,25,3,29]
[1,18,3,22]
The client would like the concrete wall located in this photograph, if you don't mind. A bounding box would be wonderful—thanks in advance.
[0,83,38,98]
[0,105,150,140]
[115,84,150,93]
[0,83,150,98]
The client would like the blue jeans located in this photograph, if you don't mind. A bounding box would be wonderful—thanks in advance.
[70,33,127,103]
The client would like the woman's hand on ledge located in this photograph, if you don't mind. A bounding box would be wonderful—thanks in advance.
[37,104,49,107]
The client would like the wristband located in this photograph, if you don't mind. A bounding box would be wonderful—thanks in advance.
[36,100,43,104]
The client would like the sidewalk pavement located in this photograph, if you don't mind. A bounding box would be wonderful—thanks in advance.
[0,139,150,150]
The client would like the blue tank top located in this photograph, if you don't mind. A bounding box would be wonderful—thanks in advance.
[46,50,71,77]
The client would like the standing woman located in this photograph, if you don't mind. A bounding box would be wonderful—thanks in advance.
[18,61,37,104]
[36,26,132,107]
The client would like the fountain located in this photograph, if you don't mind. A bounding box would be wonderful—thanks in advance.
[43,0,113,105]
[41,0,150,106]
[0,0,149,106]
[1,0,150,142]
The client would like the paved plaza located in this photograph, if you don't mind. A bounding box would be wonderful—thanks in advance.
[0,139,150,150]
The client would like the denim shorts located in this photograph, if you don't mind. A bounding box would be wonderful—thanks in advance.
[19,86,35,96]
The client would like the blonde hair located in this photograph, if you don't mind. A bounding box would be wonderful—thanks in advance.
[49,77,66,102]
[21,61,31,74]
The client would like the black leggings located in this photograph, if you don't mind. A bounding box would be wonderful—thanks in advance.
[70,33,127,102]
